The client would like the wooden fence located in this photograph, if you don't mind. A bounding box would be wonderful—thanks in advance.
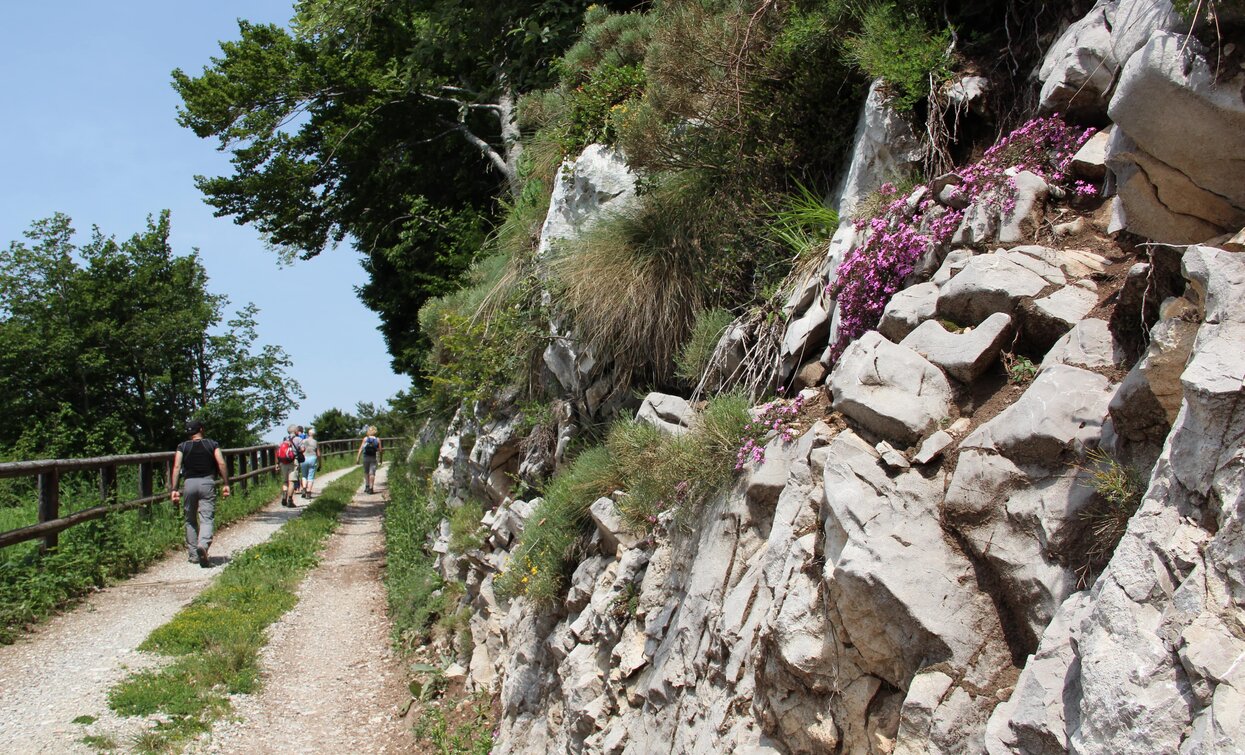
[0,437,403,552]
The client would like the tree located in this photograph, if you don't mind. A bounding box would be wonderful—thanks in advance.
[173,0,638,375]
[0,213,301,456]
[310,407,360,441]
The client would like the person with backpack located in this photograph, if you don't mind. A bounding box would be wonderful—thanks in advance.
[169,419,231,568]
[277,424,303,507]
[355,426,383,494]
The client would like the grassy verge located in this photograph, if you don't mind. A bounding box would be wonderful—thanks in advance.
[0,456,360,644]
[384,444,451,652]
[383,446,497,752]
[1,476,284,644]
[104,469,363,752]
[414,690,495,755]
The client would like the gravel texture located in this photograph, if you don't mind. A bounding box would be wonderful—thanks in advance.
[188,466,413,754]
[0,465,364,753]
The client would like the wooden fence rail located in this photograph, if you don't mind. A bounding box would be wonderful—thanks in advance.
[0,437,403,552]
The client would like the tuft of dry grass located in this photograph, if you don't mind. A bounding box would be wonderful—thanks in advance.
[550,172,728,379]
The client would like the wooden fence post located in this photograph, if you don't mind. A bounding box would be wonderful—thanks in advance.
[38,470,60,553]
[237,453,249,492]
[138,462,154,519]
[100,464,117,504]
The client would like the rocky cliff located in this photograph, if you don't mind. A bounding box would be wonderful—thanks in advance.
[423,2,1245,752]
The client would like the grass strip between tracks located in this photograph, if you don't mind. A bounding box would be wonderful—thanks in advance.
[103,468,364,753]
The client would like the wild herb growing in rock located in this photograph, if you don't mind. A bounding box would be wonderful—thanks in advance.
[1074,449,1148,582]
[827,115,1096,362]
[1003,353,1039,384]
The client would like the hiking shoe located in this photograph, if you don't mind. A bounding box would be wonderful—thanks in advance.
[196,547,209,568]
[188,554,199,564]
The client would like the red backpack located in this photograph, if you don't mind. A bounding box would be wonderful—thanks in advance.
[276,437,298,463]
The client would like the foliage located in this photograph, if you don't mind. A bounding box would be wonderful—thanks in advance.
[551,170,749,380]
[0,472,288,644]
[608,391,751,530]
[0,213,300,456]
[828,116,1094,361]
[384,451,451,650]
[413,690,495,755]
[767,182,840,260]
[841,2,953,110]
[310,407,360,442]
[106,471,361,748]
[1003,353,1038,385]
[500,392,750,603]
[675,308,735,384]
[173,1,638,376]
[496,446,617,603]
[448,500,486,554]
[521,7,653,154]
[1076,449,1147,577]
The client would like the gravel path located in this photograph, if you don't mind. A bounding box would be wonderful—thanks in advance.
[190,465,413,754]
[0,465,359,753]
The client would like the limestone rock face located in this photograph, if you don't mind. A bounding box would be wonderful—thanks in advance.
[1037,4,1118,118]
[636,392,695,435]
[937,253,1049,326]
[1107,33,1245,243]
[1040,318,1126,373]
[537,145,637,258]
[830,331,955,446]
[823,431,1013,752]
[879,281,940,342]
[900,312,1013,383]
[944,365,1116,644]
[834,79,924,219]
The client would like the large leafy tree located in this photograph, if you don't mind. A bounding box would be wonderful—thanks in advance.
[172,0,635,375]
[309,407,359,441]
[0,212,301,456]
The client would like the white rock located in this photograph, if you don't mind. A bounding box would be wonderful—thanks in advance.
[830,331,955,446]
[834,79,924,219]
[537,145,637,258]
[900,312,1014,383]
[1107,32,1245,243]
[937,253,1049,326]
[1040,318,1126,373]
[879,282,940,342]
[913,430,955,465]
[636,392,695,435]
[588,496,639,557]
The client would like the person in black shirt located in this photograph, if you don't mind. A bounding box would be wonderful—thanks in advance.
[170,419,231,568]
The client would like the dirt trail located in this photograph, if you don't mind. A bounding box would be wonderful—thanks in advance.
[0,466,359,753]
[190,465,413,754]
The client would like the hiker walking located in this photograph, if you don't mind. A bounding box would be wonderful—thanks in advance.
[170,419,231,568]
[278,424,303,507]
[356,426,383,494]
[299,428,321,499]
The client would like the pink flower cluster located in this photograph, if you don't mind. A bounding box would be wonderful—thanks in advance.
[826,116,1096,362]
[735,393,807,470]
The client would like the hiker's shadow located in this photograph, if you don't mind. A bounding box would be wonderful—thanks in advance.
[202,554,233,569]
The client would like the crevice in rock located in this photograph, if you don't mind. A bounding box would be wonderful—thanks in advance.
[942,524,1036,664]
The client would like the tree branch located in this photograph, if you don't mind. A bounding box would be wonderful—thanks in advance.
[439,118,512,180]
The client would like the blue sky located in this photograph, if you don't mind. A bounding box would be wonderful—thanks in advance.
[0,1,411,442]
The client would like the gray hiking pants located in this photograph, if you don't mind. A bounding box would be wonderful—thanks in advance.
[183,477,217,556]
